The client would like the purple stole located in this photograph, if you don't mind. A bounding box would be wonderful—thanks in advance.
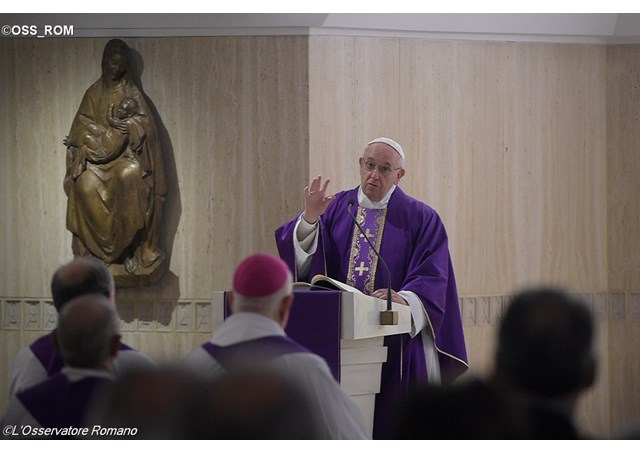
[30,333,64,377]
[346,206,386,294]
[202,336,310,371]
[17,373,110,437]
[30,331,133,377]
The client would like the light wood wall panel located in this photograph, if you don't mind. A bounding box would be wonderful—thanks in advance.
[400,41,607,295]
[308,37,358,195]
[353,38,402,150]
[606,45,640,436]
[607,45,640,291]
[308,36,403,194]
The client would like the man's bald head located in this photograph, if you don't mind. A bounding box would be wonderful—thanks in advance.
[51,257,115,312]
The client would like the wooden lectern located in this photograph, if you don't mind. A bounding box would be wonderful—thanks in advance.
[211,288,412,437]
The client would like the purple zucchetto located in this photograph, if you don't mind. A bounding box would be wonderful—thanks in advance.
[233,253,291,298]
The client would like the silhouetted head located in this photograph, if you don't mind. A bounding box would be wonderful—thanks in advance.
[495,287,596,398]
[87,366,212,439]
[55,293,120,369]
[202,368,320,439]
[51,256,115,312]
[394,379,530,439]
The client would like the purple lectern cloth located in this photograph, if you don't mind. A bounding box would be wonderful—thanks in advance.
[276,186,468,439]
[222,290,341,381]
[286,289,341,381]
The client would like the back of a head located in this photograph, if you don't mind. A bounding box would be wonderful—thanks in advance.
[496,287,595,398]
[232,252,293,316]
[51,256,114,312]
[87,366,212,439]
[394,380,530,439]
[56,293,120,369]
[88,366,320,439]
[202,368,320,439]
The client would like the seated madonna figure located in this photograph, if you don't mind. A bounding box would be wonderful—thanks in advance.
[63,39,166,285]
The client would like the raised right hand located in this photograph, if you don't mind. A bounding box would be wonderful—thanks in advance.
[303,175,335,224]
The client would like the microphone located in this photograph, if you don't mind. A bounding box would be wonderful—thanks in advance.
[347,200,398,326]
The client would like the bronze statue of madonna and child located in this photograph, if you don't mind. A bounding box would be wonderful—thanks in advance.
[63,39,166,287]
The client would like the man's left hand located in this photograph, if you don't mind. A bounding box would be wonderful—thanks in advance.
[371,288,408,305]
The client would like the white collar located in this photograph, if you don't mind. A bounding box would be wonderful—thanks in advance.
[212,312,286,346]
[61,366,114,382]
[357,184,396,209]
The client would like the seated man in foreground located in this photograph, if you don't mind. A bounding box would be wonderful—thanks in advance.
[183,252,369,439]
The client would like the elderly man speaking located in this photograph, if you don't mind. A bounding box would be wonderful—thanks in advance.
[275,137,468,439]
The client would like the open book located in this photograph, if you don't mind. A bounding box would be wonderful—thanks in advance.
[293,275,364,295]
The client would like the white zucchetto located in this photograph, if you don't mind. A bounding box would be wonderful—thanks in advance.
[367,137,405,162]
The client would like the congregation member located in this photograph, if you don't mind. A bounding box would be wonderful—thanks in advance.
[88,364,320,439]
[9,256,155,397]
[86,365,212,439]
[394,286,598,439]
[1,294,120,438]
[492,287,598,439]
[393,376,530,439]
[275,137,468,438]
[183,252,369,439]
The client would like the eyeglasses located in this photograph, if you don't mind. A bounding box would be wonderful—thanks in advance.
[361,160,401,177]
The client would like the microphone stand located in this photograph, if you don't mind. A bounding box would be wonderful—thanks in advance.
[347,200,398,326]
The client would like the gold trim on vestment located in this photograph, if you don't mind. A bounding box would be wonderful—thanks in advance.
[346,207,387,295]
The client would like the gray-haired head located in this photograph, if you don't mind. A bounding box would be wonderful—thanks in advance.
[56,293,121,369]
[51,256,115,312]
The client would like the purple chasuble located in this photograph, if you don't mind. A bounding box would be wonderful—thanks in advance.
[30,331,133,377]
[275,186,468,439]
[17,373,111,437]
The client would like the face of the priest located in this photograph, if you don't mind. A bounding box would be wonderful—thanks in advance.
[359,142,406,202]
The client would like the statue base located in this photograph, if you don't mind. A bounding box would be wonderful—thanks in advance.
[110,255,166,288]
